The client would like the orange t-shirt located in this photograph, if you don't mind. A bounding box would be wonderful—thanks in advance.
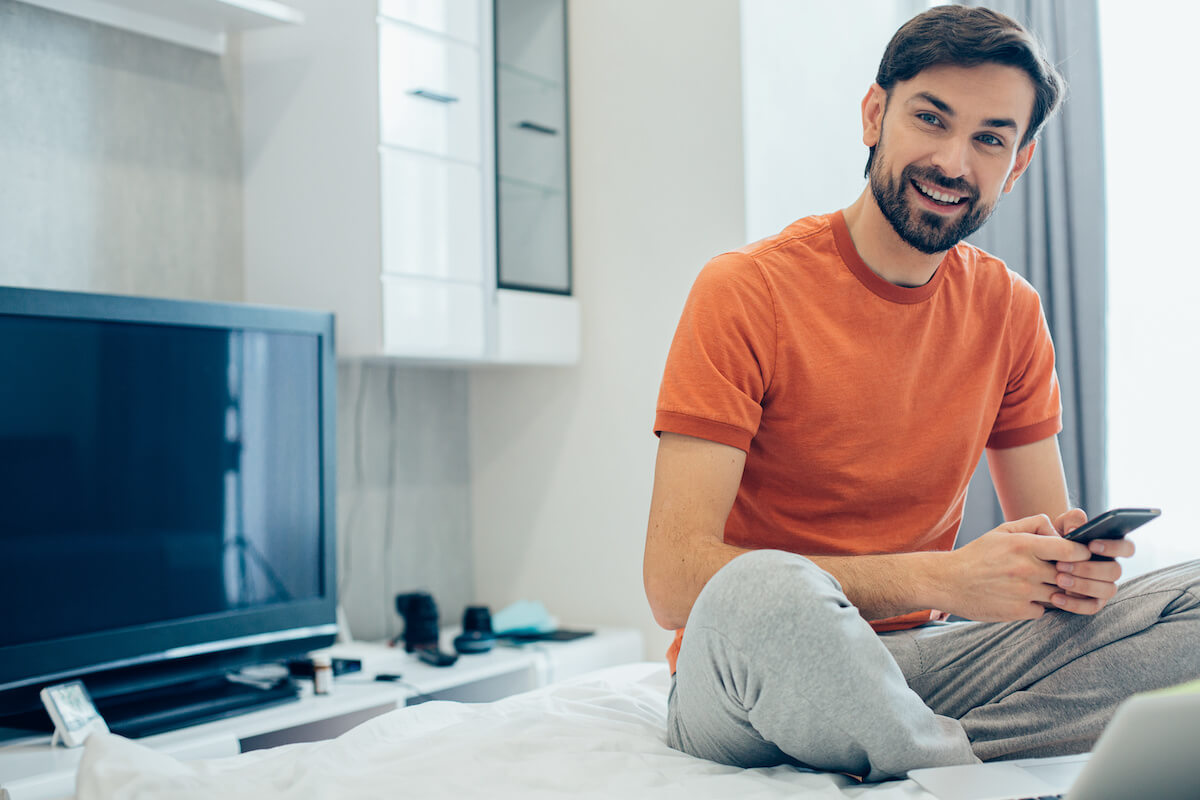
[655,211,1062,674]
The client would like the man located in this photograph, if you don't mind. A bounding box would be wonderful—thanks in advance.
[644,5,1200,782]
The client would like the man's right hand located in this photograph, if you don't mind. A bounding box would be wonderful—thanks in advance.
[938,515,1094,621]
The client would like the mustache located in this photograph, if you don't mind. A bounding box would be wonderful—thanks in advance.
[903,165,979,203]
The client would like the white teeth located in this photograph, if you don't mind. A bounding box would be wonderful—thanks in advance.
[915,182,963,204]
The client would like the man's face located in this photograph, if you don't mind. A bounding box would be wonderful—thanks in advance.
[863,63,1037,254]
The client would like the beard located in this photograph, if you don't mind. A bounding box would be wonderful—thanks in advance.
[869,149,995,255]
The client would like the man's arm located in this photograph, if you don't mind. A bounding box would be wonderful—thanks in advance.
[986,436,1072,522]
[986,435,1135,614]
[644,433,1101,630]
[643,432,750,630]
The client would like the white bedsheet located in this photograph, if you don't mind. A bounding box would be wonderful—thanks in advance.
[75,662,936,799]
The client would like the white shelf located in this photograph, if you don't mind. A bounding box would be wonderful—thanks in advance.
[18,0,304,54]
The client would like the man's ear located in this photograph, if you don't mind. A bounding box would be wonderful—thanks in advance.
[1004,140,1037,193]
[862,84,887,147]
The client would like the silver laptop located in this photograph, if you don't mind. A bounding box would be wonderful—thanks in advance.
[908,683,1200,800]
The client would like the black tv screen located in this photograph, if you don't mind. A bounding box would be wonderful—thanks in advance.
[0,287,337,726]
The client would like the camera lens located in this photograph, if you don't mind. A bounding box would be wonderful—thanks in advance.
[462,606,493,634]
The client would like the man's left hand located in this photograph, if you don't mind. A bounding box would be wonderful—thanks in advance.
[1048,508,1135,615]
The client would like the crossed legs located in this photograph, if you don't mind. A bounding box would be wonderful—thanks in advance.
[667,550,1200,779]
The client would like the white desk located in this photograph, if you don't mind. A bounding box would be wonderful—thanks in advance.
[0,627,643,800]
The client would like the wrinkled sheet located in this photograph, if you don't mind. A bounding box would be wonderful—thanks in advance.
[76,662,935,799]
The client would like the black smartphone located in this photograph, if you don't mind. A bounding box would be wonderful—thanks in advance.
[1065,508,1160,559]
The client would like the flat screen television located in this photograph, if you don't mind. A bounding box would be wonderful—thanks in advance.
[0,286,338,737]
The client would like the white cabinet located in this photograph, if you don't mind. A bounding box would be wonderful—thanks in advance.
[494,0,571,296]
[241,0,578,364]
[378,20,483,160]
[378,0,479,42]
[379,150,483,283]
[375,3,490,361]
[16,0,303,53]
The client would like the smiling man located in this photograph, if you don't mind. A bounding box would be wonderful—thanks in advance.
[644,5,1200,781]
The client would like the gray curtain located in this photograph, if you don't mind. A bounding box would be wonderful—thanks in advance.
[958,0,1107,542]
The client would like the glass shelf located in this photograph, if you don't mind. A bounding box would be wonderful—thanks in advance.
[497,62,562,91]
[498,174,565,196]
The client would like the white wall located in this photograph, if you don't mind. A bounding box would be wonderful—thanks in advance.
[741,0,924,239]
[468,0,747,658]
[468,0,925,658]
[0,1,243,301]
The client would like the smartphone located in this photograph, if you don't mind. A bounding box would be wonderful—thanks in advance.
[1065,507,1161,559]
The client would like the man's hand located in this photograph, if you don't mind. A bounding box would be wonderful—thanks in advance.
[1049,507,1135,615]
[938,515,1098,621]
[1053,508,1088,537]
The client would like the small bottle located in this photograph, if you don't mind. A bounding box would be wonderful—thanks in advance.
[311,654,333,695]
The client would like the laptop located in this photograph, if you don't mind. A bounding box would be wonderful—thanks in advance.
[908,681,1200,800]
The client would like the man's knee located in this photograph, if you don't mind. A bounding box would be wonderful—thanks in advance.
[1118,559,1200,610]
[686,549,849,641]
[670,552,845,770]
[1167,559,1200,593]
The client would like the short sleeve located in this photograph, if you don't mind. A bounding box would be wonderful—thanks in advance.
[654,253,777,452]
[987,278,1063,449]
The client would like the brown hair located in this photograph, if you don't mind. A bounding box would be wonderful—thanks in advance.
[864,5,1066,177]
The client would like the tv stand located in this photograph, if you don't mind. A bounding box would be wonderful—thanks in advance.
[98,674,300,739]
[0,627,644,800]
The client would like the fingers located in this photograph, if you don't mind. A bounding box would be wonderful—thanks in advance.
[1051,570,1118,603]
[959,520,1131,621]
[1057,557,1123,583]
[1026,529,1092,562]
[1054,508,1088,536]
[1050,548,1124,614]
[1089,537,1135,559]
[1049,592,1105,615]
[1055,556,1121,593]
[999,514,1059,537]
[998,513,1136,561]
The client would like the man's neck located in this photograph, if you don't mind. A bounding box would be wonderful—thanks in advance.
[841,190,946,287]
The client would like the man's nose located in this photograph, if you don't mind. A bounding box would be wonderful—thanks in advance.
[929,136,970,180]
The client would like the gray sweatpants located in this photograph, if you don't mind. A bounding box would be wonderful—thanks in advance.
[667,550,1200,781]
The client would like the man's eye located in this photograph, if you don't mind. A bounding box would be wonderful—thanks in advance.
[917,112,942,126]
[977,133,1003,147]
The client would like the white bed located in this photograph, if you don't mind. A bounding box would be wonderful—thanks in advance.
[75,662,938,799]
